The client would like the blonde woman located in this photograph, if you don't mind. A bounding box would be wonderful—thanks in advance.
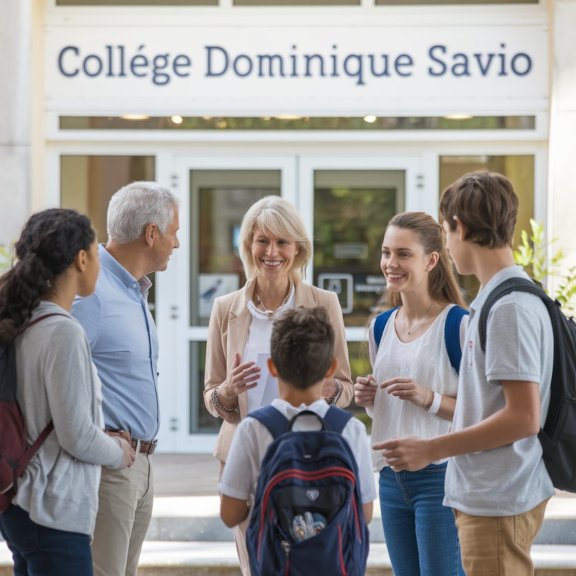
[204,195,353,575]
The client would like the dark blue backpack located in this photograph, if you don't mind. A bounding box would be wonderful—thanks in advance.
[246,405,369,576]
[374,305,468,373]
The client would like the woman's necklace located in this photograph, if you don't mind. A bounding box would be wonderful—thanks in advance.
[400,302,435,336]
[254,285,291,319]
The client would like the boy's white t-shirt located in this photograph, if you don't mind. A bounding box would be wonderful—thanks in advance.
[219,398,376,505]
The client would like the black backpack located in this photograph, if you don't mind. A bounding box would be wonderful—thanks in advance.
[478,277,576,492]
[0,314,62,512]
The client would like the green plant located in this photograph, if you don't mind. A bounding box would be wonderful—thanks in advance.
[0,244,12,274]
[513,219,576,314]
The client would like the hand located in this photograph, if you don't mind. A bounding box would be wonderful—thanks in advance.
[117,437,136,468]
[380,377,430,408]
[220,352,261,401]
[354,375,377,407]
[372,437,432,472]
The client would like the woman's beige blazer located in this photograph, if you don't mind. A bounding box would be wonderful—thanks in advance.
[203,278,353,463]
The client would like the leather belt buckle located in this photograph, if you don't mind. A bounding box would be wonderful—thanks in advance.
[132,439,157,455]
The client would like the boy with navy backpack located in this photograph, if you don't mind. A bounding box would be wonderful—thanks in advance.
[219,306,376,576]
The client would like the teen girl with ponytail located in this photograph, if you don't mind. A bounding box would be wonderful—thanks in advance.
[0,209,134,576]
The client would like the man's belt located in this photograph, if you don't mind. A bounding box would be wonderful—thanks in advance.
[131,439,158,455]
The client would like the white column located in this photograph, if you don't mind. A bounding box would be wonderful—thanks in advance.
[0,0,32,257]
[548,0,576,285]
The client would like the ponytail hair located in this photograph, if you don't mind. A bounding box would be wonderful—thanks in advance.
[379,211,466,310]
[0,208,95,343]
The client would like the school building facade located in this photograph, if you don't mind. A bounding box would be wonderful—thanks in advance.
[1,0,575,452]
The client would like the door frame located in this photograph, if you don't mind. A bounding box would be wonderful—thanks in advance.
[158,155,297,452]
[297,155,425,342]
[158,152,425,451]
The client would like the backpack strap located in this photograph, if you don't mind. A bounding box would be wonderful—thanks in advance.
[323,405,353,434]
[17,312,70,336]
[478,278,546,353]
[15,421,55,476]
[444,306,469,374]
[248,405,290,440]
[373,307,398,347]
[375,305,467,374]
[249,405,352,438]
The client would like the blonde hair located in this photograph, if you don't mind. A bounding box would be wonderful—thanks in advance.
[238,196,311,282]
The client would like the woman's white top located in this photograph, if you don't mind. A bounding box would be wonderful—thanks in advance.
[244,284,296,414]
[368,304,466,471]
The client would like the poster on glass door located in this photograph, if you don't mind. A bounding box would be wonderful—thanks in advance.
[199,273,239,318]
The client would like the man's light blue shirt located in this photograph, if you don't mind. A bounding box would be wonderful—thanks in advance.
[72,245,160,441]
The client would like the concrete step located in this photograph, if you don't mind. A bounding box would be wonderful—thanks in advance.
[147,493,576,546]
[2,541,576,576]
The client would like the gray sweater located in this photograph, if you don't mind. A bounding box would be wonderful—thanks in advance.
[13,301,124,535]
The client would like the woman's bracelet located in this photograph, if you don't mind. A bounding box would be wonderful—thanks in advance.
[327,378,343,405]
[210,387,239,414]
[427,391,442,415]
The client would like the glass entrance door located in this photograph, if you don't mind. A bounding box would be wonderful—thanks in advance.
[162,157,296,452]
[296,157,423,407]
[161,154,421,452]
[298,157,424,332]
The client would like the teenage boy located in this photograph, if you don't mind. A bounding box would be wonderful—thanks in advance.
[219,305,375,530]
[374,171,555,576]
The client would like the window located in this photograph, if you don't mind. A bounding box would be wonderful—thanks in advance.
[60,154,157,307]
[59,115,536,131]
[439,155,535,301]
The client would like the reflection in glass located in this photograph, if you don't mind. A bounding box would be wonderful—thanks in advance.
[59,115,536,131]
[190,170,281,327]
[60,155,157,310]
[191,341,220,433]
[313,170,405,327]
[439,155,535,302]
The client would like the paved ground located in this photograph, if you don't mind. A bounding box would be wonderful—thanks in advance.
[152,453,220,497]
[2,454,576,575]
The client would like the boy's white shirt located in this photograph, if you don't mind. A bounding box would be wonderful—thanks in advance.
[219,398,377,505]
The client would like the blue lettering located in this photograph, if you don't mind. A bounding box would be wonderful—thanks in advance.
[233,54,253,77]
[473,52,495,76]
[130,46,148,77]
[82,54,103,77]
[152,54,170,86]
[428,45,447,77]
[451,53,471,77]
[205,46,228,77]
[173,54,192,77]
[342,54,364,86]
[257,54,285,77]
[394,54,413,77]
[58,45,80,77]
[511,53,532,76]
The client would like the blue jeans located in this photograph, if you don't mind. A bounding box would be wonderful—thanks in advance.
[379,463,465,576]
[0,505,92,576]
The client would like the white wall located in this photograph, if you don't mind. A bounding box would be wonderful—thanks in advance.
[549,0,576,283]
[0,0,32,252]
